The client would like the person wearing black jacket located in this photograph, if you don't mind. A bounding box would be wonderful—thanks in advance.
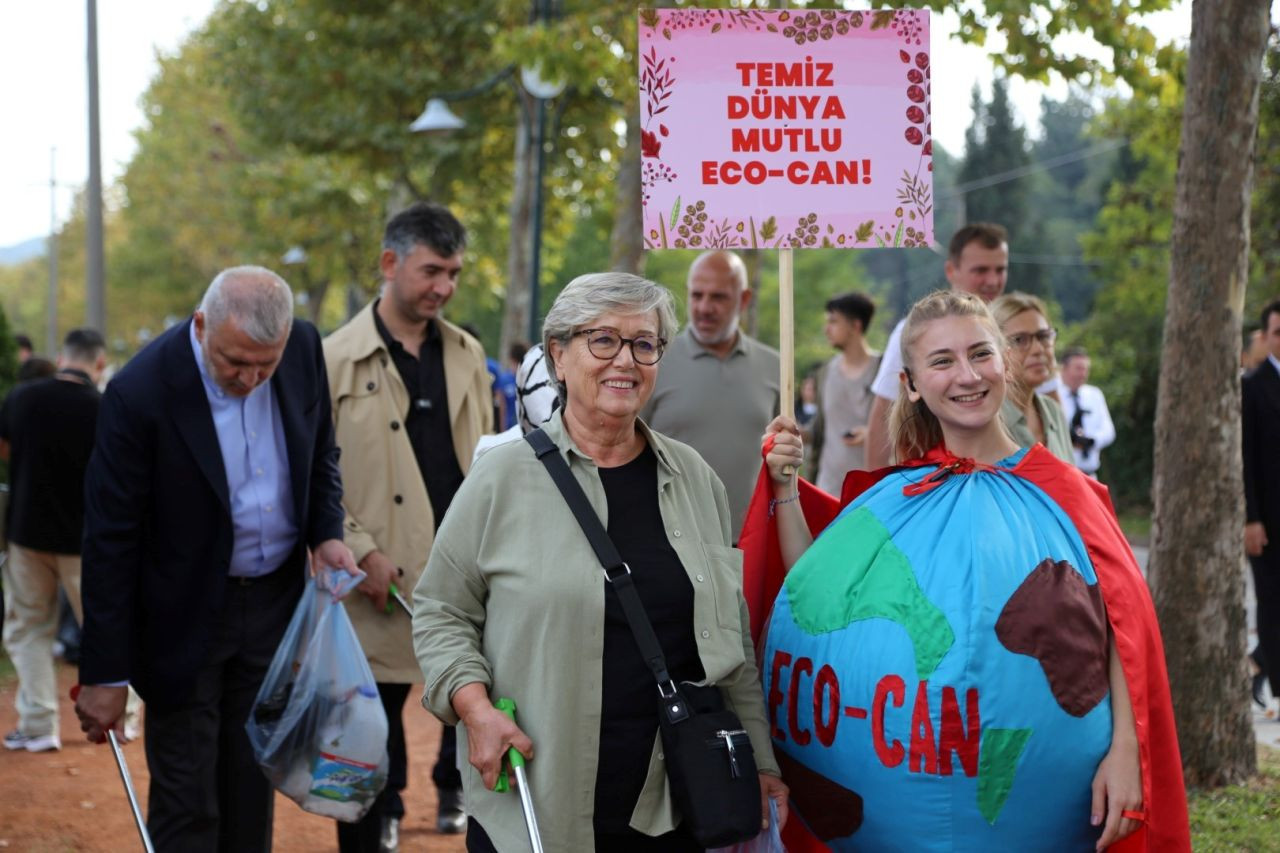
[1,329,106,753]
[1244,298,1280,713]
[74,267,358,851]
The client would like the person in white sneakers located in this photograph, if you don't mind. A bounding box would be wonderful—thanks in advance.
[1,330,112,752]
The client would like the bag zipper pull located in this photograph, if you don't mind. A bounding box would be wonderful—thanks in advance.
[717,729,744,778]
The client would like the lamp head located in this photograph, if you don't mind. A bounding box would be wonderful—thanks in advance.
[410,98,466,133]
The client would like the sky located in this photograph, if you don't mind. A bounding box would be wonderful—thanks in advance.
[0,1,1204,251]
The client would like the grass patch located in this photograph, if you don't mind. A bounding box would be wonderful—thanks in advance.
[0,649,13,685]
[1189,745,1280,851]
[1116,509,1152,545]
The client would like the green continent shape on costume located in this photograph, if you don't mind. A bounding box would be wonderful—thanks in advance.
[977,727,1033,824]
[784,506,955,680]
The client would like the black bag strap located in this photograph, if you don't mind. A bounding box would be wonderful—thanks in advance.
[524,428,687,717]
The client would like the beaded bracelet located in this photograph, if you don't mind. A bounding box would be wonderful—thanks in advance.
[769,493,800,517]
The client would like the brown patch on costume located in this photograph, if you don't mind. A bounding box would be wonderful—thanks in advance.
[995,558,1109,717]
[776,747,864,841]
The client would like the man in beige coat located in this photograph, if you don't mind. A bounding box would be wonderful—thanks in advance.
[324,202,492,851]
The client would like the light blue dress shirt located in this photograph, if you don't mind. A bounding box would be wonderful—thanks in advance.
[190,323,298,577]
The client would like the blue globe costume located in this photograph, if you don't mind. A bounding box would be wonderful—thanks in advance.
[741,444,1190,852]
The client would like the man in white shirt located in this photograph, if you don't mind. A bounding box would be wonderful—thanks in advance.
[1058,347,1116,477]
[864,223,1009,468]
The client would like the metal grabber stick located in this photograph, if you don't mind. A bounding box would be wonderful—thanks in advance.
[71,684,155,853]
[385,582,413,617]
[493,697,544,853]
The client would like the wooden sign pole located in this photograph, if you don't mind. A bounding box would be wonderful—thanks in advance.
[778,247,797,477]
[778,247,795,421]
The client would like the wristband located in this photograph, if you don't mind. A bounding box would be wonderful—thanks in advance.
[769,493,800,517]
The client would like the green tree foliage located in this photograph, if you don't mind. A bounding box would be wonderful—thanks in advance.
[64,0,1188,362]
[108,20,394,348]
[958,78,1039,292]
[0,305,17,391]
[1026,92,1118,321]
[0,258,50,350]
[1248,44,1280,322]
[858,142,961,334]
[203,0,629,352]
[1076,78,1182,510]
[1079,36,1279,512]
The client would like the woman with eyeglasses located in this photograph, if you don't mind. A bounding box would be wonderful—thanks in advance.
[413,272,787,852]
[991,292,1075,463]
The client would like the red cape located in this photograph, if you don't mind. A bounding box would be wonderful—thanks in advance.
[739,445,1190,852]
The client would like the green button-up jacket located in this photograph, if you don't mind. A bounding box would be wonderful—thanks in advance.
[412,410,779,852]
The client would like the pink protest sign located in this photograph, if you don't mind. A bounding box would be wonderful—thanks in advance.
[638,8,933,250]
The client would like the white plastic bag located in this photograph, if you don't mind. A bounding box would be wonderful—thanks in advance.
[246,566,389,822]
[710,799,786,853]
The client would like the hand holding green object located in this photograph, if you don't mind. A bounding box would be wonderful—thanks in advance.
[384,582,413,616]
[492,697,525,792]
[492,697,544,852]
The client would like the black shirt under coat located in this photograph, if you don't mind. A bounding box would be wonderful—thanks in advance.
[372,302,465,525]
[593,442,704,841]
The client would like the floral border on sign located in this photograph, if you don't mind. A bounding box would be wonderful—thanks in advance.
[638,8,927,45]
[640,43,678,210]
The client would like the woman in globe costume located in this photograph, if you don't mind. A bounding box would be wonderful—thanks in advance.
[413,272,788,852]
[749,291,1187,851]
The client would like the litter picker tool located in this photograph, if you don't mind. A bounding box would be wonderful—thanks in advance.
[384,582,413,617]
[71,685,155,853]
[493,697,543,853]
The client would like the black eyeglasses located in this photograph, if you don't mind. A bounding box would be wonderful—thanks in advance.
[572,328,667,365]
[1007,328,1057,351]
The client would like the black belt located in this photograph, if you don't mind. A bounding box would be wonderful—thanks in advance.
[229,565,289,586]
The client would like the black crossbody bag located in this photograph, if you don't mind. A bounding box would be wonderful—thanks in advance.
[524,428,762,847]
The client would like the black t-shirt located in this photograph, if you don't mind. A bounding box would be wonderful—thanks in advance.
[593,443,705,835]
[372,303,465,524]
[0,371,101,554]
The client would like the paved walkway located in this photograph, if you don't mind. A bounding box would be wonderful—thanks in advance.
[1131,545,1279,750]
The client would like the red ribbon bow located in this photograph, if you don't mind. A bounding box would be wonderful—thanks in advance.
[900,446,1009,496]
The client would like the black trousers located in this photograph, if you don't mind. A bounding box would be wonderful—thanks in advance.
[1253,553,1280,696]
[435,721,460,790]
[143,567,298,853]
[336,682,410,852]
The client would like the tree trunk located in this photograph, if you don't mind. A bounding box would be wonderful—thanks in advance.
[305,278,329,326]
[501,90,536,359]
[1149,0,1270,788]
[610,116,644,275]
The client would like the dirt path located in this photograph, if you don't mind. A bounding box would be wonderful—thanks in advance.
[0,660,467,852]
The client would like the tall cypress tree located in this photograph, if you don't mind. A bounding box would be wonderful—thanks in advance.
[957,78,1041,293]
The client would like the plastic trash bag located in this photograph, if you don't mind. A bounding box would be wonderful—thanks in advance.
[247,566,389,822]
[710,799,785,853]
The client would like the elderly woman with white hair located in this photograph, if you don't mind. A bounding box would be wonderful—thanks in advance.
[414,272,786,852]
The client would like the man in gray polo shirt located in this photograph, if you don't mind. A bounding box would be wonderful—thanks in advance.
[641,250,779,540]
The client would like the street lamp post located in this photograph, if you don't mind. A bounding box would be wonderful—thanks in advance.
[521,67,563,347]
[48,147,59,357]
[86,0,105,334]
[410,64,564,349]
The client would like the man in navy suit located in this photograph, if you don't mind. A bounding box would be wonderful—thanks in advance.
[1244,297,1280,713]
[74,266,358,851]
